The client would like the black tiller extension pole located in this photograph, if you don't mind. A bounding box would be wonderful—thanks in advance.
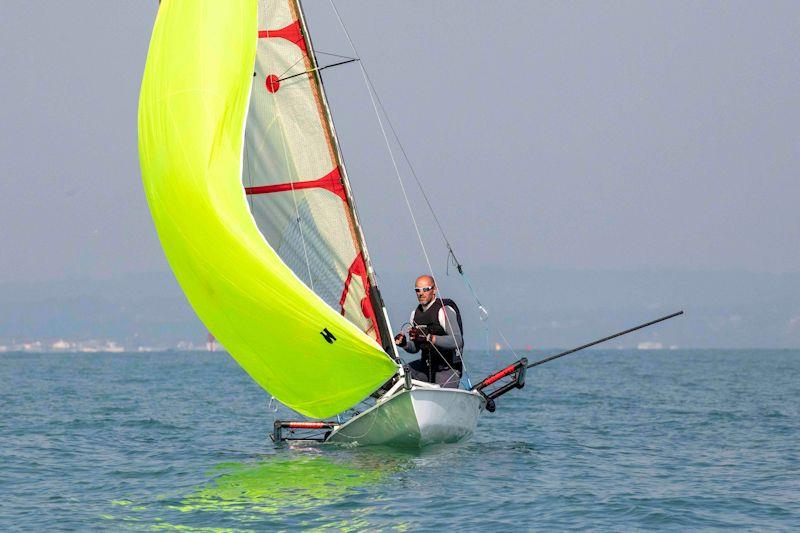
[527,310,684,369]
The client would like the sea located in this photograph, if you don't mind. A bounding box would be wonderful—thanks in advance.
[1,349,797,530]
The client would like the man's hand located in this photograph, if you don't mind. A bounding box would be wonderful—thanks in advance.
[394,333,407,347]
[408,327,427,344]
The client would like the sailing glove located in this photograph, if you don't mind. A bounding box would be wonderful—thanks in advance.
[394,333,407,347]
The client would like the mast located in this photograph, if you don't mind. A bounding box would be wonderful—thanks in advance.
[293,0,397,358]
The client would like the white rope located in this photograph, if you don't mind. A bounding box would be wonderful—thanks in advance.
[406,317,460,381]
[328,0,482,381]
[264,18,316,292]
[279,124,316,292]
[327,1,523,363]
[327,0,434,278]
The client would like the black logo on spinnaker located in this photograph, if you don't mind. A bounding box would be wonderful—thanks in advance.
[320,328,336,344]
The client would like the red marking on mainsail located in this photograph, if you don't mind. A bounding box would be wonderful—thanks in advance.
[340,253,381,344]
[245,167,346,201]
[258,20,307,54]
[245,168,381,344]
[265,74,280,93]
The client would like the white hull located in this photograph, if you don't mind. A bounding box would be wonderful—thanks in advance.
[326,385,485,448]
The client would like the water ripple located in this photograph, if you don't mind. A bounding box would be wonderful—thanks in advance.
[0,350,798,529]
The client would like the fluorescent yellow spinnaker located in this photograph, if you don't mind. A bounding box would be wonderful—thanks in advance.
[138,1,397,418]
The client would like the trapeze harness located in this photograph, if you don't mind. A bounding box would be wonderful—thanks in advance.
[412,298,464,383]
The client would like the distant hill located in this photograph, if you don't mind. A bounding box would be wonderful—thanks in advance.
[395,267,800,350]
[1,268,798,349]
[0,272,202,349]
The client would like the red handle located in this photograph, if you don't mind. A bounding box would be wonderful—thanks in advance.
[482,363,519,387]
[284,421,333,429]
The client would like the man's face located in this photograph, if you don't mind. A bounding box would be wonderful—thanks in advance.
[415,277,436,305]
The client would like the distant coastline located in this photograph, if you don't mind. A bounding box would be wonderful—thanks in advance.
[2,268,799,349]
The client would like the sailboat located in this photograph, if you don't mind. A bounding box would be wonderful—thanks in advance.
[138,0,513,447]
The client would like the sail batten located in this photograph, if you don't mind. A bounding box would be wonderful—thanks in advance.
[138,0,397,419]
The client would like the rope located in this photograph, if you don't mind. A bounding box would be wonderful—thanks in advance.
[265,30,316,292]
[327,0,434,277]
[243,37,317,292]
[406,318,460,383]
[456,261,520,360]
[315,50,358,61]
[276,55,305,82]
[328,1,475,384]
[327,0,520,361]
[278,58,359,83]
[277,103,315,292]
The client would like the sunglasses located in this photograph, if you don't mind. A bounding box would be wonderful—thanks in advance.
[414,286,434,293]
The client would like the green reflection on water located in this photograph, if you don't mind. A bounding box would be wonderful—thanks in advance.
[176,448,417,530]
[175,453,397,515]
[108,447,421,530]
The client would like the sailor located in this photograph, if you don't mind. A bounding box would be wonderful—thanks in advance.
[394,275,464,388]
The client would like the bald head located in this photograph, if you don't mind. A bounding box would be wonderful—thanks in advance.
[415,275,435,287]
[414,274,437,305]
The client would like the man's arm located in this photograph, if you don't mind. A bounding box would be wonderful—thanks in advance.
[403,338,421,353]
[431,305,463,350]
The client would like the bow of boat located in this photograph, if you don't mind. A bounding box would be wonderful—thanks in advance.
[324,384,485,448]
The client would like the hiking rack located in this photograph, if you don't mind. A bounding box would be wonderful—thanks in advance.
[472,358,528,412]
[271,420,339,443]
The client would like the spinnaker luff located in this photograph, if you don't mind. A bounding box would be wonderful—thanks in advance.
[138,0,397,418]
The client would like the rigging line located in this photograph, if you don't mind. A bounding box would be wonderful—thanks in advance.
[496,329,519,358]
[359,67,454,255]
[267,48,316,292]
[328,0,476,379]
[327,0,434,278]
[368,69,522,357]
[407,317,460,379]
[450,252,519,358]
[400,318,469,387]
[280,125,315,292]
[243,123,255,212]
[299,3,395,351]
[325,4,511,360]
[448,252,487,312]
[276,55,305,82]
[314,49,358,61]
[358,63,517,357]
[436,298,470,380]
[278,58,359,83]
[368,69,520,358]
[342,72,483,345]
[345,62,474,321]
[245,58,316,284]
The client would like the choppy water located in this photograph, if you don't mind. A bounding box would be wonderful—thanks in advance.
[1,349,798,530]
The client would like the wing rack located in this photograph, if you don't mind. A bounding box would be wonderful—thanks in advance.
[271,420,339,443]
[472,358,528,412]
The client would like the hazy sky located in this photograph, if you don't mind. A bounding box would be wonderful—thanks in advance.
[1,1,798,284]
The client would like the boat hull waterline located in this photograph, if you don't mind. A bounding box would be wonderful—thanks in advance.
[325,387,486,448]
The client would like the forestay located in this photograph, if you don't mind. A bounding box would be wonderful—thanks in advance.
[138,0,397,419]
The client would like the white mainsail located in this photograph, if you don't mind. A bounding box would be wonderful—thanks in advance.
[242,0,390,348]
